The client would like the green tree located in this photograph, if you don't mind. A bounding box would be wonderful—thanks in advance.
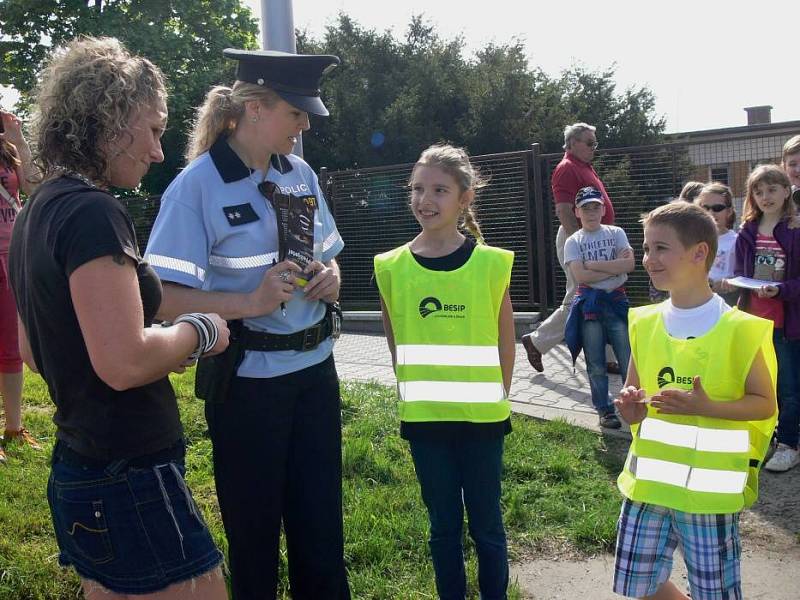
[3,7,666,179]
[0,0,259,193]
[458,41,537,154]
[298,15,665,170]
[298,14,471,170]
[556,65,665,149]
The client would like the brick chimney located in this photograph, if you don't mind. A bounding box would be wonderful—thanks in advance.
[744,105,772,125]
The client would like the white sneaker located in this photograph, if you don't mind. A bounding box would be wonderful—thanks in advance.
[764,444,800,472]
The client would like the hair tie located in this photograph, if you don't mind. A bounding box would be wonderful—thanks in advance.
[217,87,234,110]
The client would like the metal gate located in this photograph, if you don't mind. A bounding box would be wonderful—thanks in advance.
[126,129,797,313]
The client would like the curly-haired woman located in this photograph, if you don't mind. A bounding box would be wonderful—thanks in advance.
[8,36,230,599]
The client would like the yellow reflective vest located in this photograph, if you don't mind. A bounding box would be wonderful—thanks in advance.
[374,243,513,423]
[618,303,777,514]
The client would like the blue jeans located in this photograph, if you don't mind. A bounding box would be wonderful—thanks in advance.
[774,330,800,448]
[409,435,508,600]
[48,442,222,594]
[581,307,631,415]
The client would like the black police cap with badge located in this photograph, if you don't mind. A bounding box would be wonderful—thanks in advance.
[223,49,340,116]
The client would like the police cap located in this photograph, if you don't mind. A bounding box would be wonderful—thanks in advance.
[223,48,340,116]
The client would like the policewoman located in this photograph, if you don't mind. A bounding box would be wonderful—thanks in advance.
[144,50,348,599]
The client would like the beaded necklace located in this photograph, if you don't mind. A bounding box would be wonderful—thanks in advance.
[52,167,98,189]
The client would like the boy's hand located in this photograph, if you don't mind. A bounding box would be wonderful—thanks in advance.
[650,376,713,416]
[614,385,648,424]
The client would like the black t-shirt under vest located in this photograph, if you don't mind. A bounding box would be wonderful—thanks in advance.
[9,175,181,461]
[399,237,512,441]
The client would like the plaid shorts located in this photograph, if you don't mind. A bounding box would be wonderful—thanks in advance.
[613,498,741,599]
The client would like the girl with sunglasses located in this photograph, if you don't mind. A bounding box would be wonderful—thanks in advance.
[695,182,739,306]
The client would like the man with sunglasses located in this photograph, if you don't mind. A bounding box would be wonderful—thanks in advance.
[522,123,618,375]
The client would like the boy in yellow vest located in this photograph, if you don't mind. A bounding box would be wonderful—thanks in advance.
[613,202,777,600]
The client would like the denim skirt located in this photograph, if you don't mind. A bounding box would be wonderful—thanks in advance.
[47,441,223,594]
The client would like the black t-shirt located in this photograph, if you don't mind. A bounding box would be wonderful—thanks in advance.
[9,175,181,461]
[378,237,512,441]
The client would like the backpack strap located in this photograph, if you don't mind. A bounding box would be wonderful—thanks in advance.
[0,181,19,212]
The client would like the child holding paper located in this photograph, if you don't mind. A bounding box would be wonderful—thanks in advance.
[734,164,800,472]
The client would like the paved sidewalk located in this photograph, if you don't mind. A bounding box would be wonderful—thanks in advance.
[334,333,800,599]
[333,333,627,435]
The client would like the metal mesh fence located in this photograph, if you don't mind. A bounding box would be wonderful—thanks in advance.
[541,145,684,306]
[122,129,798,312]
[541,131,797,307]
[324,151,541,311]
[120,195,161,254]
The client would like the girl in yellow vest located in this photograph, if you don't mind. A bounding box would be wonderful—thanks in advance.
[374,144,515,600]
[613,202,777,600]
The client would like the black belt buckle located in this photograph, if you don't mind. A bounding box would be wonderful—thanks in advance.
[330,302,342,340]
[301,325,324,351]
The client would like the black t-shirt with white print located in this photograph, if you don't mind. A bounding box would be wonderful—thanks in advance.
[9,175,181,461]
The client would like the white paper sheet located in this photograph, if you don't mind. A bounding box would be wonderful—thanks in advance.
[726,276,774,290]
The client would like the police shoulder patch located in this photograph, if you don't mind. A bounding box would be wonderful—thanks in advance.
[223,203,259,226]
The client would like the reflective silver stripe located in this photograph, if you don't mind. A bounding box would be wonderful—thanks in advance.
[633,457,690,488]
[396,344,500,367]
[696,429,749,453]
[688,468,747,494]
[322,230,340,252]
[639,419,749,453]
[145,254,205,282]
[632,456,746,494]
[639,419,695,448]
[399,381,505,403]
[208,251,279,269]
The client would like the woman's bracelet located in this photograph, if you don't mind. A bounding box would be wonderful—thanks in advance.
[173,313,219,361]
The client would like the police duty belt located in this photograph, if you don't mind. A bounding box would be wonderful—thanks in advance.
[242,303,341,352]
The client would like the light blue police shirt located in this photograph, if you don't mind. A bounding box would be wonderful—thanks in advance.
[145,137,344,378]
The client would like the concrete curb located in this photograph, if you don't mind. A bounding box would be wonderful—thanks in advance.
[511,400,632,439]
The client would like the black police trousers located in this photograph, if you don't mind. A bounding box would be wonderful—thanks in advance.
[205,355,350,600]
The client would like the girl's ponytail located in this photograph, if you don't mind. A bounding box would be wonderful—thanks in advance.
[462,205,485,245]
[185,82,281,163]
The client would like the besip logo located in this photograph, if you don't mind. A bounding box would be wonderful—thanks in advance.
[657,366,694,388]
[657,366,675,388]
[419,297,443,318]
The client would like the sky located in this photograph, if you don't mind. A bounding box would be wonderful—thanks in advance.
[2,0,796,134]
[246,0,797,134]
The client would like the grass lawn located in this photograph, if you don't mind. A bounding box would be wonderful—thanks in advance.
[0,369,626,599]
